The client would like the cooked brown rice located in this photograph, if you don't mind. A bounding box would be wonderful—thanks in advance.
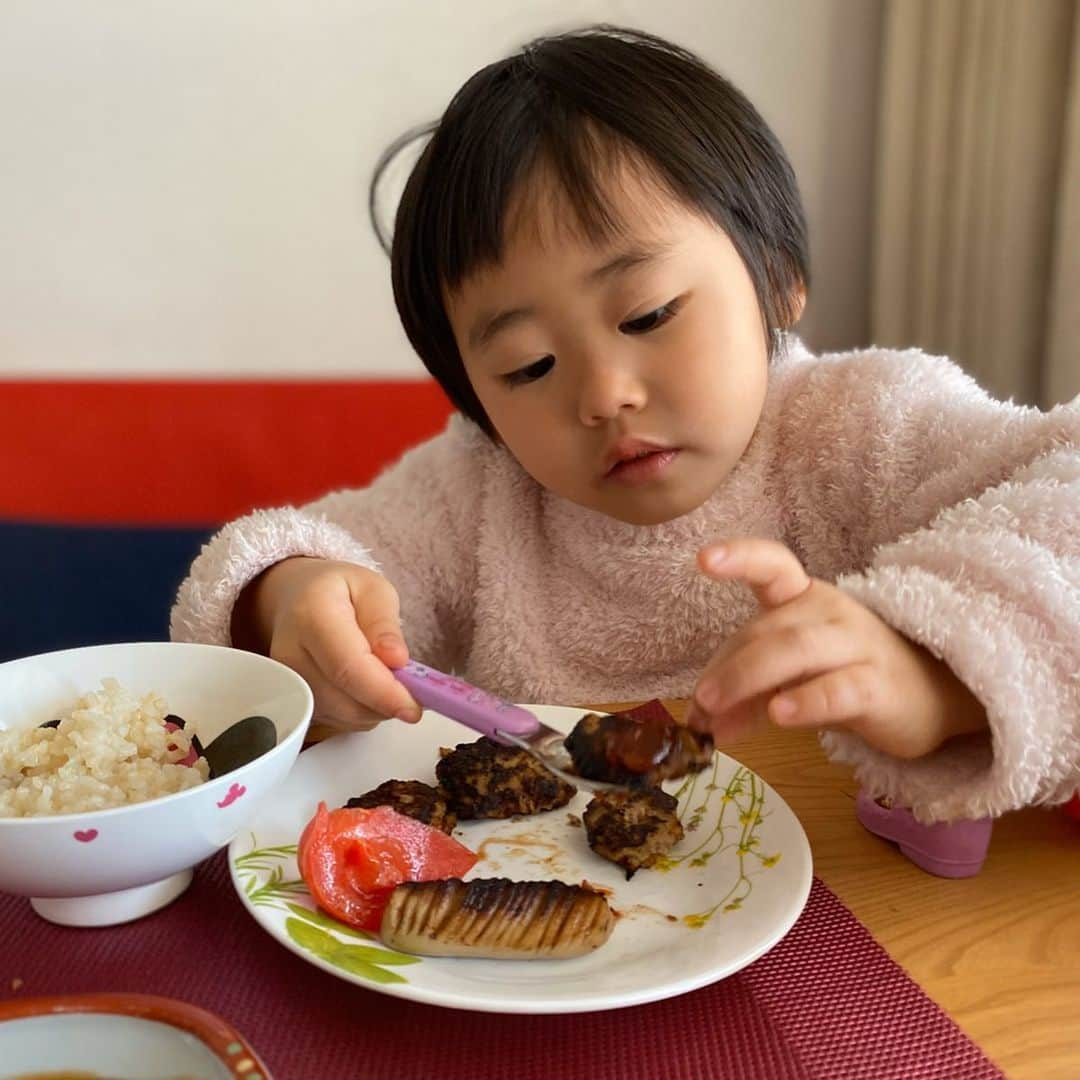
[0,678,208,818]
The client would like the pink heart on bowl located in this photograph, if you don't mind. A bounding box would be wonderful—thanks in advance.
[216,783,246,809]
[73,829,98,843]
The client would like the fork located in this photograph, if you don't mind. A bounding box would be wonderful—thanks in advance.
[391,659,617,792]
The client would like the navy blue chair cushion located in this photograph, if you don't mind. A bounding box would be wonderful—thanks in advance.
[0,523,215,663]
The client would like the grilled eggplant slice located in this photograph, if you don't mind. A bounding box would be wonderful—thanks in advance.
[583,787,684,879]
[381,877,614,959]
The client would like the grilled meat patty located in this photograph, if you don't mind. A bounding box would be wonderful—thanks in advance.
[344,779,457,834]
[582,787,684,879]
[435,737,576,819]
[564,700,714,787]
[381,877,615,959]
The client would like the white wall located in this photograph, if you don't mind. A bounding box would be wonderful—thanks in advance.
[0,0,883,377]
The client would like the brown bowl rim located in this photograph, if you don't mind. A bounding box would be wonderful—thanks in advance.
[0,991,271,1078]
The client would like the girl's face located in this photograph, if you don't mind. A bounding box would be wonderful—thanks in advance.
[445,165,772,525]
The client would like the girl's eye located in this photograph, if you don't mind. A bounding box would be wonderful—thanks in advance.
[620,299,681,335]
[503,355,555,387]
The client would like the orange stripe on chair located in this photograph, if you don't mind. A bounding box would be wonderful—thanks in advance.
[0,380,454,525]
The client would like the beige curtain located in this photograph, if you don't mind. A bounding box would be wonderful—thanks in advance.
[872,0,1079,408]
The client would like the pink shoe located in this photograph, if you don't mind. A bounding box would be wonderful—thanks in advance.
[855,790,992,878]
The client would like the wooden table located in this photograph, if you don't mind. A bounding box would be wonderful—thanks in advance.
[313,702,1080,1079]
[662,708,1080,1080]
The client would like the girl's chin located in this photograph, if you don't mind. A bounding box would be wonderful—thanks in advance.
[598,487,715,527]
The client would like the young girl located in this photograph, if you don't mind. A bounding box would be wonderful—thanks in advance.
[172,27,1078,843]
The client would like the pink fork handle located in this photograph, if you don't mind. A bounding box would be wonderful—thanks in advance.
[391,660,540,739]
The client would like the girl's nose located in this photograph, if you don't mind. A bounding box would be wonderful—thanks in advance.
[576,356,647,426]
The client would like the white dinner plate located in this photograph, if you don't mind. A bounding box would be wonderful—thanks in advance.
[229,704,812,1014]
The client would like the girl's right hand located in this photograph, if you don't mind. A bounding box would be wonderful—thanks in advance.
[235,556,422,732]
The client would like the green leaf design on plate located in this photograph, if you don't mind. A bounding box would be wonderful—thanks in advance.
[233,839,307,906]
[283,903,417,966]
[282,902,374,940]
[233,839,423,981]
[285,917,417,983]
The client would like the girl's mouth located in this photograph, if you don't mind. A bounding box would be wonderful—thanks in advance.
[605,448,680,485]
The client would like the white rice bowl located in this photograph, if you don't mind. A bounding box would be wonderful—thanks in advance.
[0,641,312,926]
[0,678,209,818]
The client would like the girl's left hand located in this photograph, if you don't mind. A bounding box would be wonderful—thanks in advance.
[686,539,987,759]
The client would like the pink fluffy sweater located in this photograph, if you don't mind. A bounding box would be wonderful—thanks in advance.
[171,340,1079,823]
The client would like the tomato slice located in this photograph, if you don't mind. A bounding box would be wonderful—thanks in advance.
[297,803,477,931]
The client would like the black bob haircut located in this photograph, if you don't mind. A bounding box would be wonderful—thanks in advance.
[388,25,809,438]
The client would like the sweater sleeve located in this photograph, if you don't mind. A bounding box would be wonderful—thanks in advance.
[169,416,486,672]
[779,347,1079,822]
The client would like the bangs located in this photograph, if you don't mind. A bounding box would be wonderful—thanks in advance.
[433,107,655,294]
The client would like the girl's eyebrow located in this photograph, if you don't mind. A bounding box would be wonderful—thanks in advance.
[585,243,672,284]
[468,243,673,350]
[470,305,536,350]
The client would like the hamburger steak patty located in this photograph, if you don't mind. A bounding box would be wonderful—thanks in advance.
[582,786,684,879]
[344,779,458,834]
[435,736,576,819]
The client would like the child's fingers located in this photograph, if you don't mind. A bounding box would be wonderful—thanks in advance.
[265,642,386,731]
[351,577,409,668]
[685,694,770,744]
[362,615,410,668]
[698,538,811,609]
[767,664,881,728]
[303,602,421,723]
[770,666,953,760]
[306,674,391,733]
[692,621,861,719]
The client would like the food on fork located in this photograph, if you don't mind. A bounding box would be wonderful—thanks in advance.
[345,779,458,834]
[380,876,615,959]
[297,803,477,931]
[435,736,576,819]
[582,787,684,879]
[564,699,713,787]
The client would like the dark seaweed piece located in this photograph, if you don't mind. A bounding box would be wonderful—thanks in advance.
[38,718,61,729]
[202,715,277,778]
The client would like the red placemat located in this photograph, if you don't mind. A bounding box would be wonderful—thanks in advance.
[0,855,1002,1080]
